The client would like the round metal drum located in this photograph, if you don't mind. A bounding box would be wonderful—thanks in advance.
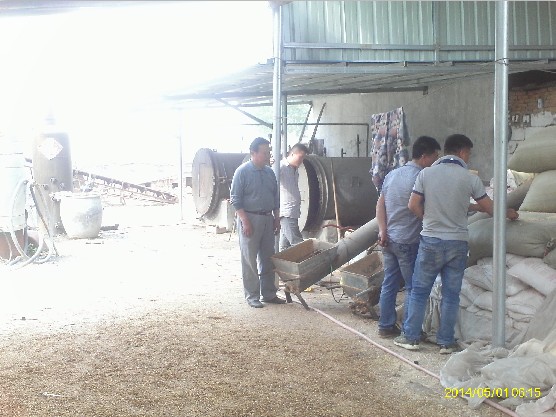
[298,155,377,231]
[327,157,377,228]
[191,148,247,217]
[297,162,310,231]
[298,155,332,231]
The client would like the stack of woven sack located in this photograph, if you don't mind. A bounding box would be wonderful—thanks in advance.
[457,253,556,346]
[458,125,556,346]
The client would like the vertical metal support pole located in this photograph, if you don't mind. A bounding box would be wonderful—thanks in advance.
[177,108,184,221]
[432,1,440,64]
[282,94,288,159]
[492,1,509,348]
[272,3,283,253]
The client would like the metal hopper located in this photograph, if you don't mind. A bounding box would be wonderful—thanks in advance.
[339,252,384,318]
[271,218,380,309]
[271,239,338,307]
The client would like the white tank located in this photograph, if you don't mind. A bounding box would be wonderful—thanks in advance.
[0,134,26,232]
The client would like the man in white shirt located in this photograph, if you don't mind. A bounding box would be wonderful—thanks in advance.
[279,143,309,251]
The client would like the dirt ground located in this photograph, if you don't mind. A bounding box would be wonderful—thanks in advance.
[0,194,511,417]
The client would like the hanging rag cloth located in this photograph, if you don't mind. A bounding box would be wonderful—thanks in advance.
[369,107,409,193]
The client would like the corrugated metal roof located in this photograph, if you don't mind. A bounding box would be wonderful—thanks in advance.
[283,1,556,63]
[165,59,556,108]
[166,1,556,108]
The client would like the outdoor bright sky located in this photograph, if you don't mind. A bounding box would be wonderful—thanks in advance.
[0,1,273,166]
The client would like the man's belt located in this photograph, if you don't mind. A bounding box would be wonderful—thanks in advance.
[245,210,273,216]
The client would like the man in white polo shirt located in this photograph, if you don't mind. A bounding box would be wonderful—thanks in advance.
[394,134,519,353]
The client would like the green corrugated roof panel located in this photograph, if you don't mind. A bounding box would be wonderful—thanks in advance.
[283,1,556,63]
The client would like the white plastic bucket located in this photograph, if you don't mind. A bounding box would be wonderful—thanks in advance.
[59,192,103,239]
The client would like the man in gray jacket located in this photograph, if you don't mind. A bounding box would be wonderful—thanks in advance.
[230,137,285,308]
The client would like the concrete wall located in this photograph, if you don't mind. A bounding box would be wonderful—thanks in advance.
[297,75,498,183]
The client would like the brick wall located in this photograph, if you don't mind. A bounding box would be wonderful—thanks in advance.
[510,85,556,116]
[508,83,556,153]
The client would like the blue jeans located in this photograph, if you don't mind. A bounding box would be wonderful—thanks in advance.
[378,241,419,331]
[403,236,468,345]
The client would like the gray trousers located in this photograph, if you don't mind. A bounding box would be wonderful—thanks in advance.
[279,217,303,252]
[238,213,277,302]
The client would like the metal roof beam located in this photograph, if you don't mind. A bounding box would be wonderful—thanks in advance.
[285,42,556,52]
[215,98,272,129]
[165,85,428,102]
[285,60,556,75]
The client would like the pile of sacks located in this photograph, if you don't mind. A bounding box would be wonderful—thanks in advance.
[509,125,556,214]
[431,125,556,415]
[463,126,556,337]
[440,284,556,416]
[458,126,556,345]
[458,254,556,346]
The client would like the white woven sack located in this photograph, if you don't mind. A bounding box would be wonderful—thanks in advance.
[508,257,556,297]
[464,265,491,291]
[506,288,545,316]
[507,309,534,323]
[457,308,518,345]
[506,254,527,268]
[519,170,556,213]
[468,212,556,266]
[508,125,556,173]
[477,256,527,268]
[474,290,494,311]
[464,262,528,296]
[510,170,535,187]
[477,257,493,266]
[460,279,486,305]
[511,320,529,333]
[507,177,534,209]
[459,292,472,308]
[544,249,556,270]
[467,179,532,225]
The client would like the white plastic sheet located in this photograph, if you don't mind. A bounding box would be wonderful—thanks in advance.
[440,290,556,414]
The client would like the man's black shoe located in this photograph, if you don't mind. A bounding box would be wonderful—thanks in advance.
[247,300,264,308]
[378,325,402,338]
[262,297,287,304]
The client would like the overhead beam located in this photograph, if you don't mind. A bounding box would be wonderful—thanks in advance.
[166,85,430,101]
[215,98,272,128]
[285,42,556,52]
[163,60,556,108]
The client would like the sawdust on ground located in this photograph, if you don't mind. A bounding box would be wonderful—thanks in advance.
[0,195,509,417]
